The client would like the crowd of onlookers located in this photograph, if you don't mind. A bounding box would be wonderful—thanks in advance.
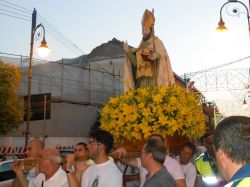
[10,115,250,187]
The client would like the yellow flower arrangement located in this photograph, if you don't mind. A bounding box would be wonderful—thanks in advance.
[100,86,206,142]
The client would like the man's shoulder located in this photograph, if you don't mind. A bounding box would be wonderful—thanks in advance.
[164,155,179,165]
[164,155,185,179]
[145,168,176,187]
[84,163,95,174]
[30,173,45,186]
[106,160,122,175]
[188,161,196,168]
[57,167,67,176]
[187,162,197,172]
[35,173,45,179]
[83,160,122,184]
[152,167,169,179]
[86,160,121,173]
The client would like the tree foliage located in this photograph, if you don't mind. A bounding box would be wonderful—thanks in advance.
[0,59,22,134]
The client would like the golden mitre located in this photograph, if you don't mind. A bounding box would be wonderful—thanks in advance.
[141,9,155,28]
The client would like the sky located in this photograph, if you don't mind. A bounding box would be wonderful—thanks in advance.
[1,0,250,116]
[1,0,249,75]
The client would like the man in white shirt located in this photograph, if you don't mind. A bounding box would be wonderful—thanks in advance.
[12,139,44,187]
[82,130,122,187]
[114,134,186,187]
[29,148,69,187]
[176,143,197,187]
[66,129,122,187]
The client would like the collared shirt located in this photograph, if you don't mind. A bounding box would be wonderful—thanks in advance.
[28,167,69,187]
[137,156,185,187]
[26,167,36,182]
[225,164,250,187]
[142,167,176,187]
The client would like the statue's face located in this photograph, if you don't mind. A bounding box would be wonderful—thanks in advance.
[142,27,151,38]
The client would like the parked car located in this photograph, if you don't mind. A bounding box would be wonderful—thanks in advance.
[0,160,15,187]
[59,149,74,157]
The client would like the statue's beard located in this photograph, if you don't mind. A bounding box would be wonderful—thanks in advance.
[142,33,152,41]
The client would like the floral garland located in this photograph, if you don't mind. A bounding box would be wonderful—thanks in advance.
[100,86,206,142]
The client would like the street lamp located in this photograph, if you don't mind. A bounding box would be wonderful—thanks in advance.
[216,0,250,37]
[25,8,49,147]
[242,91,250,110]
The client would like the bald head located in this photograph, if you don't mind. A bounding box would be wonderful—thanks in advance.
[42,148,61,163]
[38,148,61,177]
[26,139,44,159]
[30,139,44,149]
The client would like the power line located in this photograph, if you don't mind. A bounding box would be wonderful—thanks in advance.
[45,29,80,56]
[0,1,31,21]
[0,12,30,21]
[0,12,81,56]
[0,1,87,58]
[37,15,85,55]
[0,8,30,18]
[0,1,85,57]
[0,0,31,13]
[0,51,26,57]
[185,56,250,78]
[38,20,83,56]
[0,2,31,15]
[38,15,85,53]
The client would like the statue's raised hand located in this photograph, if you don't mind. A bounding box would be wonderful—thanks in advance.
[123,41,129,53]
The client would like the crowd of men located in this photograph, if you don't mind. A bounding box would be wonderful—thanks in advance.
[11,115,250,187]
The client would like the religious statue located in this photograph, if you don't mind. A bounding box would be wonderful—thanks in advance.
[123,9,175,92]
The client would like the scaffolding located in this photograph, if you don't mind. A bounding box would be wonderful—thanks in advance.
[0,52,123,106]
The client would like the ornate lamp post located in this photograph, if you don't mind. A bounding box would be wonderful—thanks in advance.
[25,8,49,147]
[216,0,250,37]
[242,90,250,110]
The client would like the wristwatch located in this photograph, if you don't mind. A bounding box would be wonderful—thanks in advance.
[65,168,74,173]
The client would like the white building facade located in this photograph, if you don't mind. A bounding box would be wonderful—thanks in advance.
[0,38,125,154]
